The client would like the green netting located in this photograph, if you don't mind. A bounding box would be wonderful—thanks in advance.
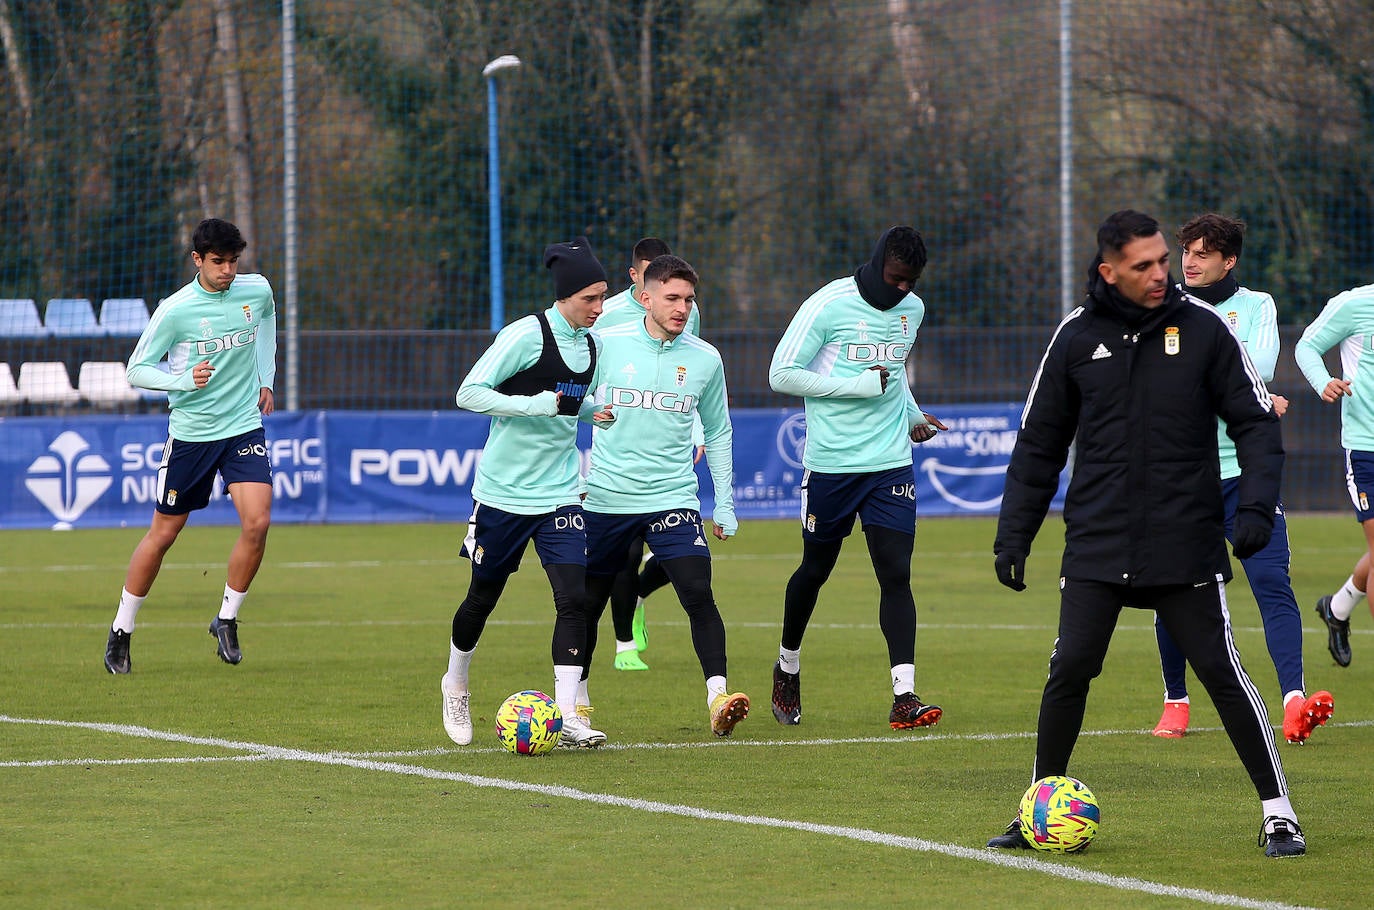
[1,0,1370,506]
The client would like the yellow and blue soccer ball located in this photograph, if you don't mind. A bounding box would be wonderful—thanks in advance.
[1018,775,1100,853]
[495,690,563,755]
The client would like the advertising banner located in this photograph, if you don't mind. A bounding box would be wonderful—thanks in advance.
[0,404,1060,529]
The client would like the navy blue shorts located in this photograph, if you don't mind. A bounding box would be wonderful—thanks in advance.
[155,428,272,515]
[461,503,586,578]
[800,466,916,542]
[585,509,710,576]
[1346,450,1374,523]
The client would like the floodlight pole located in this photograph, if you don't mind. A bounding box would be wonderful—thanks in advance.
[484,55,522,333]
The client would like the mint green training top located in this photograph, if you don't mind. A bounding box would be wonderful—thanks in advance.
[1207,286,1280,480]
[769,276,928,474]
[583,319,736,534]
[1296,283,1374,452]
[457,305,602,515]
[126,272,277,442]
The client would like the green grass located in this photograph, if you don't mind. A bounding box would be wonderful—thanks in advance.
[2,516,1371,909]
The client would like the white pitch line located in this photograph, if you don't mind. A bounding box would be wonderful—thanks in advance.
[0,714,1321,910]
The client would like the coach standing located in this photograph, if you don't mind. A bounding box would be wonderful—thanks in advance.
[987,210,1305,857]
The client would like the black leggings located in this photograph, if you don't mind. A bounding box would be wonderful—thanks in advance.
[584,555,726,679]
[780,525,917,665]
[451,563,588,666]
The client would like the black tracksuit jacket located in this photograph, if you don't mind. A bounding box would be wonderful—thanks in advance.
[994,277,1284,586]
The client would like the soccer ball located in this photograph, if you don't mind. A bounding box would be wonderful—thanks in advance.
[494,690,563,755]
[1018,775,1100,853]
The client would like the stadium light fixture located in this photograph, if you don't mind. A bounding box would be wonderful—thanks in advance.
[484,54,522,333]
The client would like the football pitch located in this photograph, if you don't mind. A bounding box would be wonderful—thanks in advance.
[2,516,1371,909]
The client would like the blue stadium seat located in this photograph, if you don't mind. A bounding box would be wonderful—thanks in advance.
[0,299,46,337]
[44,298,101,336]
[100,297,151,335]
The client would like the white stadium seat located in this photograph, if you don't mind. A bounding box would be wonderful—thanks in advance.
[78,361,141,406]
[17,361,80,406]
[0,362,22,406]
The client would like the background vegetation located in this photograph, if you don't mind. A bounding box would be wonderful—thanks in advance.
[3,1,1372,330]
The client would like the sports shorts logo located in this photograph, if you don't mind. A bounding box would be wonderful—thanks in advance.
[25,430,113,529]
[552,513,585,531]
[649,510,697,533]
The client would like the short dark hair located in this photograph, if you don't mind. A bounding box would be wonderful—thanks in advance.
[1097,210,1160,258]
[1177,213,1245,260]
[192,218,247,257]
[632,237,672,263]
[884,226,927,279]
[642,254,698,287]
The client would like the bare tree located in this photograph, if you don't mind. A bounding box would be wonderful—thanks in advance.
[212,0,257,268]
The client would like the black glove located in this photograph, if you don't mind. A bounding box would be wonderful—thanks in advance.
[1231,506,1274,560]
[995,550,1027,591]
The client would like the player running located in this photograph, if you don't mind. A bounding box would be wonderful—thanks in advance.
[104,218,277,674]
[578,254,750,737]
[767,225,946,730]
[441,237,614,749]
[594,237,705,672]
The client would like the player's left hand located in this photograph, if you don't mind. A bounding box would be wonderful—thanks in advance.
[259,387,275,415]
[1271,394,1289,418]
[592,403,615,426]
[711,522,732,540]
[693,445,706,464]
[910,412,948,443]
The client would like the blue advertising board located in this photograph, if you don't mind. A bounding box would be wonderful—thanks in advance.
[0,404,1061,529]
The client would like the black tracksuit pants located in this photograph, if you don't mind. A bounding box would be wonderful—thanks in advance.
[1035,577,1287,800]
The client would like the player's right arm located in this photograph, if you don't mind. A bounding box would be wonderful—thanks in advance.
[456,317,559,417]
[126,302,197,392]
[769,294,883,399]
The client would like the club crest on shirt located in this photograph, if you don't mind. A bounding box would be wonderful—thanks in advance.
[900,315,910,337]
[1165,326,1180,356]
[242,305,254,323]
[675,366,687,387]
[1226,310,1239,328]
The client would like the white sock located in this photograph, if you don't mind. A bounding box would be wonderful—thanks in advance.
[1163,695,1190,705]
[891,663,915,696]
[577,678,590,707]
[615,639,637,653]
[778,646,801,675]
[443,643,474,692]
[1261,796,1298,828]
[1330,576,1363,620]
[1282,690,1306,707]
[113,588,145,634]
[219,584,247,621]
[706,675,727,707]
[553,665,581,719]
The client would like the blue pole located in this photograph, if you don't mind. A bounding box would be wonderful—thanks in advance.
[486,76,504,333]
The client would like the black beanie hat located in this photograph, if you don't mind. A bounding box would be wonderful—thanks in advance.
[543,237,607,299]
